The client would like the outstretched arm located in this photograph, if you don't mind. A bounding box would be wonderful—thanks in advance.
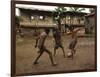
[74,28,82,33]
[67,32,72,35]
[67,28,83,35]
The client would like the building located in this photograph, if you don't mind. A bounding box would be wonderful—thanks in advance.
[15,6,89,36]
[16,7,87,28]
[85,13,95,34]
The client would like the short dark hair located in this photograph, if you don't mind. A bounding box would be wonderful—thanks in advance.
[44,28,50,34]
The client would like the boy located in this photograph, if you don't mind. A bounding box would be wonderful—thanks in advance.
[67,28,81,59]
[53,28,66,58]
[34,29,57,66]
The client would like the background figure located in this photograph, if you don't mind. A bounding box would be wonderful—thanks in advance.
[65,24,69,33]
[53,28,66,58]
[34,29,57,66]
[15,16,24,37]
[67,28,82,59]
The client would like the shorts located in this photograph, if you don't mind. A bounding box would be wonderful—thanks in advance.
[55,43,63,49]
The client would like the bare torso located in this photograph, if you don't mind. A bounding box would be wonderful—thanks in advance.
[37,32,47,48]
[53,30,62,44]
[71,32,78,43]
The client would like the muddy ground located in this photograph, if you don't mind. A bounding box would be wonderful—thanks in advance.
[16,34,96,75]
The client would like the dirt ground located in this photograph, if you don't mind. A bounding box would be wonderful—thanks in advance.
[16,34,96,75]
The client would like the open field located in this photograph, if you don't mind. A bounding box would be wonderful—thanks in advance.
[16,34,96,75]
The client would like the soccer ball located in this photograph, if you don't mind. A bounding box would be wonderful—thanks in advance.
[67,52,72,57]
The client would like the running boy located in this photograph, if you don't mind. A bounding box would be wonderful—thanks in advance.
[67,28,81,59]
[34,29,57,66]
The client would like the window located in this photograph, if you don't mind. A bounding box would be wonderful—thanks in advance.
[31,16,34,20]
[39,16,45,20]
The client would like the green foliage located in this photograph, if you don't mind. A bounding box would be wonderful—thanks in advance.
[15,16,23,22]
[53,6,67,21]
[69,7,85,13]
[89,8,95,13]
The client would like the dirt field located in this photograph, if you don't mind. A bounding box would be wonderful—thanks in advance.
[16,34,96,75]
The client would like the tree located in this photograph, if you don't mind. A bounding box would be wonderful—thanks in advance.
[89,8,95,13]
[69,7,85,25]
[53,6,67,32]
[69,7,85,12]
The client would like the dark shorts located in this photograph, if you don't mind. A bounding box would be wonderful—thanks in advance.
[69,40,77,49]
[55,43,63,49]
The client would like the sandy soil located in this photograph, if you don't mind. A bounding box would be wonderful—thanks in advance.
[16,34,96,75]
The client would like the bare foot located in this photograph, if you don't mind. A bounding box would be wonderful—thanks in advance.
[52,63,58,66]
[33,62,39,65]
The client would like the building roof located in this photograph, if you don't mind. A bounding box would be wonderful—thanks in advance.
[17,7,88,16]
[85,13,95,17]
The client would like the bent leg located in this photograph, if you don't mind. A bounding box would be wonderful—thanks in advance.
[34,50,44,64]
[60,45,66,58]
[44,48,57,66]
[54,46,57,57]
